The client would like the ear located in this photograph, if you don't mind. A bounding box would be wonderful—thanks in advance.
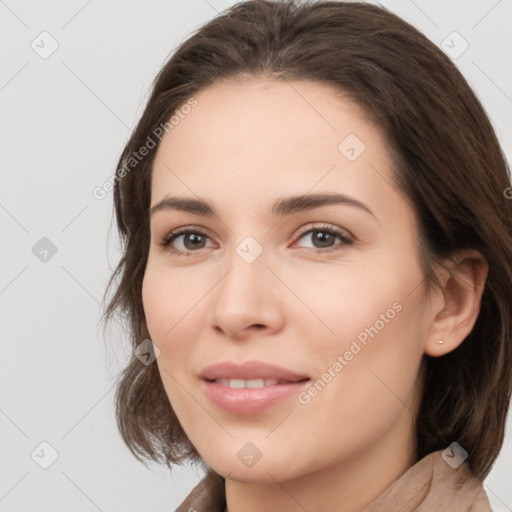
[423,249,489,357]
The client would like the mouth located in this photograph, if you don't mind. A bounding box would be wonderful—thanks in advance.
[199,361,311,414]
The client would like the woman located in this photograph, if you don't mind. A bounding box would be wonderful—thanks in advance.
[102,1,512,510]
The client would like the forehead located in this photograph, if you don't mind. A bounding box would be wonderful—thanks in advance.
[150,77,399,217]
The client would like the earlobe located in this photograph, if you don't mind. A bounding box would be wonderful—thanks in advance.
[423,249,488,358]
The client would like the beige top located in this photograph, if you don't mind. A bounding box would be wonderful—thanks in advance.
[175,450,493,511]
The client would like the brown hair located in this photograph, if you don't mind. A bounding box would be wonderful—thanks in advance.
[101,0,512,480]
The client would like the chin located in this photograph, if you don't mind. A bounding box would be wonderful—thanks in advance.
[196,441,308,484]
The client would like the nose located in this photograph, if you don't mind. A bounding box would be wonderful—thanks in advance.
[207,249,285,341]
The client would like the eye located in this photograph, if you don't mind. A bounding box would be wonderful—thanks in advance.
[158,227,214,257]
[292,223,353,253]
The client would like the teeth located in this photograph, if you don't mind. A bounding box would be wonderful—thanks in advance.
[230,378,245,389]
[215,378,280,388]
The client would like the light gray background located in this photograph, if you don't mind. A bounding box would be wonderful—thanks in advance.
[1,0,511,510]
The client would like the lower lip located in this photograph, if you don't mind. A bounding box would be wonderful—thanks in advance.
[201,379,310,415]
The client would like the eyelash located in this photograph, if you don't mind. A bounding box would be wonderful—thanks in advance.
[157,224,354,258]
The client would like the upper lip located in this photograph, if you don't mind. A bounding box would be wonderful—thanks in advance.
[199,361,310,382]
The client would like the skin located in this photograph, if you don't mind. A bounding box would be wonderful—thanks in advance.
[142,77,488,512]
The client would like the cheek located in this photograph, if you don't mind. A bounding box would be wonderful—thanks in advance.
[300,285,427,443]
[142,266,197,417]
[294,255,428,439]
[142,260,213,394]
[283,258,414,355]
[141,259,204,343]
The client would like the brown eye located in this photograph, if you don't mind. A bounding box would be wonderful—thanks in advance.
[293,224,353,253]
[159,228,213,256]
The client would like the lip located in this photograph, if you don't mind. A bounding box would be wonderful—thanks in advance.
[199,361,311,415]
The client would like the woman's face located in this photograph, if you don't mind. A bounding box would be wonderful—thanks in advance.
[142,77,434,483]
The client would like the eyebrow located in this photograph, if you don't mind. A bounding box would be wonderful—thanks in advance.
[150,192,375,219]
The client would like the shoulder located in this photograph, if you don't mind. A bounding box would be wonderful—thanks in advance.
[364,450,493,511]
